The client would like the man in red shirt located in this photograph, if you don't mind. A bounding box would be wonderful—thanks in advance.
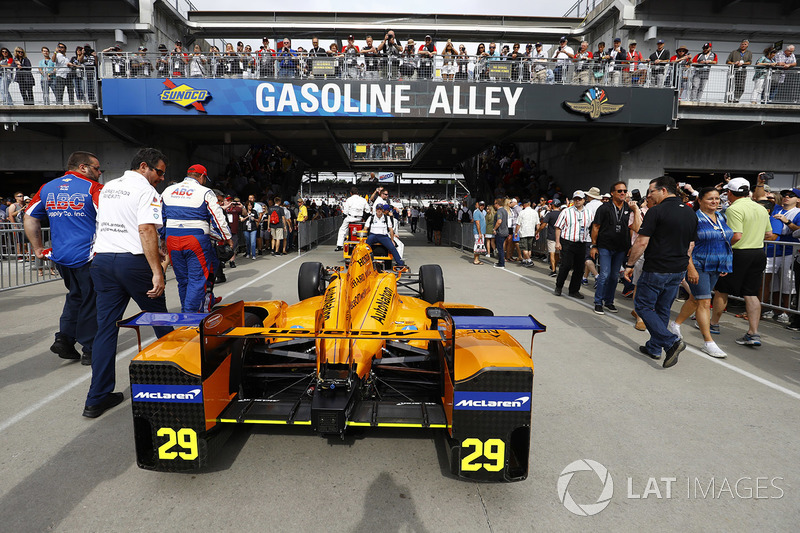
[418,35,437,79]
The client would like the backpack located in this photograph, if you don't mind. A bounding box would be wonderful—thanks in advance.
[269,208,280,225]
[460,209,472,223]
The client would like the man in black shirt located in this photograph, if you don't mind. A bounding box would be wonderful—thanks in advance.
[623,176,697,368]
[590,181,642,314]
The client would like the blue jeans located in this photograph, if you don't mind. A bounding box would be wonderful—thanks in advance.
[634,270,685,355]
[366,234,405,266]
[594,248,626,306]
[244,230,258,258]
[88,253,172,406]
[495,234,507,266]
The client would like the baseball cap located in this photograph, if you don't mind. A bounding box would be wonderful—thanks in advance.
[724,177,750,194]
[138,46,147,51]
[613,37,621,42]
[780,187,800,197]
[348,34,354,40]
[560,36,567,42]
[657,39,664,44]
[573,190,586,199]
[187,164,208,177]
[478,200,485,205]
[535,42,542,47]
[552,199,562,207]
[425,35,432,40]
[375,202,387,210]
[175,40,182,44]
[283,201,290,206]
[262,37,269,41]
[703,42,712,48]
[158,44,168,52]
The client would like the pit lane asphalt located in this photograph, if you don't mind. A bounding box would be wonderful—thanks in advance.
[1,226,798,532]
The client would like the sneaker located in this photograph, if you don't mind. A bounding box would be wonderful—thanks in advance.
[549,271,557,277]
[568,292,585,300]
[663,339,686,368]
[80,352,92,366]
[776,313,790,324]
[594,304,605,315]
[638,345,661,360]
[604,303,619,313]
[735,333,762,347]
[696,322,720,335]
[554,287,562,296]
[251,256,257,260]
[581,277,589,285]
[229,261,237,268]
[786,322,800,332]
[667,320,682,339]
[622,288,634,298]
[761,310,774,320]
[702,342,727,358]
[494,263,505,268]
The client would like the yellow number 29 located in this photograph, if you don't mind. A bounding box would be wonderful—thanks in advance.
[460,438,506,472]
[157,428,198,460]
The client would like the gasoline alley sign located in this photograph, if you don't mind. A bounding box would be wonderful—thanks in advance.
[100,79,673,125]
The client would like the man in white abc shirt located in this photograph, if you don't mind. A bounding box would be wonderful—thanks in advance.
[365,203,405,267]
[335,186,370,251]
[85,148,173,418]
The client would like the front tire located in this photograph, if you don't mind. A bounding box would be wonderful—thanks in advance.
[298,262,326,301]
[419,264,444,304]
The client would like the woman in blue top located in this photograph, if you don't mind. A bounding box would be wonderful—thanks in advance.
[670,187,733,357]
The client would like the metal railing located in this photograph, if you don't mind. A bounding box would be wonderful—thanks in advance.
[345,143,420,162]
[441,219,548,259]
[0,66,97,106]
[0,223,61,291]
[737,240,800,319]
[677,64,800,105]
[297,215,343,251]
[97,53,678,88]
[564,0,601,17]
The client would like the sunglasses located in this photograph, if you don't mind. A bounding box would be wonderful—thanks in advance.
[83,163,102,173]
[616,189,628,193]
[150,167,165,177]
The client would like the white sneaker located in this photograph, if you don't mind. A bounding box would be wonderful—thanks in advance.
[776,313,790,324]
[761,310,774,320]
[702,341,727,358]
[668,320,682,339]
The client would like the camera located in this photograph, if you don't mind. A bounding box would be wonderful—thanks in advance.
[631,189,642,202]
[760,172,774,181]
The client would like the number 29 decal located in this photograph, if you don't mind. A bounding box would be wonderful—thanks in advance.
[460,438,505,472]
[157,428,198,460]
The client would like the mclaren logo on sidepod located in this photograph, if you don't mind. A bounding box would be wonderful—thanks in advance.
[454,392,531,411]
[160,79,210,112]
[564,87,624,120]
[132,384,204,403]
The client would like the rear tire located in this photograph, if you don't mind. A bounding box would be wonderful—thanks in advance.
[298,262,326,300]
[419,264,444,304]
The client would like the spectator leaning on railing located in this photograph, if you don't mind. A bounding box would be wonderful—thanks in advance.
[13,47,34,105]
[726,39,752,103]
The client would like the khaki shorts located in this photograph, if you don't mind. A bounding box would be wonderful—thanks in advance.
[519,236,535,251]
[547,239,556,254]
[270,227,285,240]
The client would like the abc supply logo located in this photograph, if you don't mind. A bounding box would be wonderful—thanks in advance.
[557,459,614,516]
[558,460,785,516]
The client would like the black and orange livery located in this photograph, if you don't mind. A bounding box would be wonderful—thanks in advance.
[125,239,545,481]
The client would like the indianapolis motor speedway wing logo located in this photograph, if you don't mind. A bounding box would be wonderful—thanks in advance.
[160,80,210,112]
[564,87,624,120]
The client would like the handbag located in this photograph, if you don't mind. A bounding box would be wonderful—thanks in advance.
[473,234,486,254]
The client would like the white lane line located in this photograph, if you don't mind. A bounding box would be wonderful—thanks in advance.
[496,264,800,401]
[0,252,313,433]
[0,338,154,433]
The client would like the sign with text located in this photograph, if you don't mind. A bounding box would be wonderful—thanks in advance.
[101,79,674,125]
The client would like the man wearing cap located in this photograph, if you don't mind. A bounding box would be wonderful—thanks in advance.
[649,40,671,87]
[762,187,800,322]
[691,43,717,101]
[554,191,590,297]
[529,43,547,83]
[572,41,593,84]
[259,37,275,77]
[726,40,752,102]
[343,35,360,78]
[623,176,697,368]
[365,203,405,268]
[608,38,625,86]
[130,46,152,77]
[171,40,188,77]
[709,178,775,346]
[624,40,645,85]
[418,35,436,79]
[24,151,103,365]
[670,44,692,98]
[552,36,574,83]
[162,164,232,312]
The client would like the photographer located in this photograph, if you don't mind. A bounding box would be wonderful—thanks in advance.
[552,36,574,84]
[277,38,298,78]
[170,40,188,77]
[417,35,436,79]
[130,46,153,78]
[155,44,170,78]
[378,30,402,79]
[258,37,275,77]
[362,35,379,79]
[400,39,417,79]
[188,44,207,78]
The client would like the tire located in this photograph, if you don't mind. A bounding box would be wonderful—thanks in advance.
[419,264,444,304]
[298,261,326,301]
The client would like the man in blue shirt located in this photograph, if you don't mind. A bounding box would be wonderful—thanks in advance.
[472,201,487,265]
[25,151,103,365]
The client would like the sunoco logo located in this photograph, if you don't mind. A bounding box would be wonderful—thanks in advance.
[453,392,531,411]
[131,385,203,403]
[160,80,210,112]
[557,459,614,516]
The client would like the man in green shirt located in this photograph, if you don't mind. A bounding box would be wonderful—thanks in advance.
[711,178,775,346]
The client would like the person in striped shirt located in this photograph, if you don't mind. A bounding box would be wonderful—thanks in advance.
[554,191,590,298]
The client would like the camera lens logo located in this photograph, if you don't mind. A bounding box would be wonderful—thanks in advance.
[557,459,614,516]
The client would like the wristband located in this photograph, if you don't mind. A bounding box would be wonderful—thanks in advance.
[623,263,634,269]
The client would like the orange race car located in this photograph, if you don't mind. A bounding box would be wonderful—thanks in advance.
[123,237,545,482]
